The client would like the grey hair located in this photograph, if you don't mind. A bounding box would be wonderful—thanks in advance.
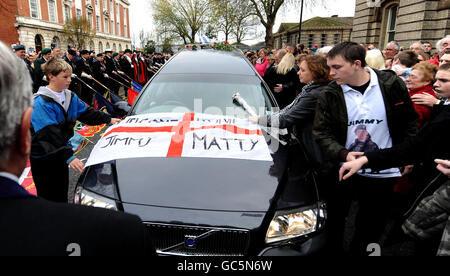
[0,41,33,160]
[437,35,450,51]
[410,41,424,50]
[387,41,400,51]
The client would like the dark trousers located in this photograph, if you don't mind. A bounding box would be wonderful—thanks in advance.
[324,174,397,256]
[30,155,69,203]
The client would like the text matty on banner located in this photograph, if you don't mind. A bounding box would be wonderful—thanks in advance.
[85,113,273,167]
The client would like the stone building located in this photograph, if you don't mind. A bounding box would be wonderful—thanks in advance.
[0,0,131,53]
[352,0,450,50]
[273,16,353,50]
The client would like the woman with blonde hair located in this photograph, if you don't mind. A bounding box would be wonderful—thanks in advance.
[263,52,301,109]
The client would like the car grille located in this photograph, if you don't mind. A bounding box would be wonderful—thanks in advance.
[145,223,251,256]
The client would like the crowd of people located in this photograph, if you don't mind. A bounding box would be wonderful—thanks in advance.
[249,36,450,256]
[1,33,449,256]
[12,44,169,105]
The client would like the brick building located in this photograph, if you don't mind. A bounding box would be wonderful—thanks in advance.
[351,0,450,50]
[0,0,131,53]
[273,16,353,50]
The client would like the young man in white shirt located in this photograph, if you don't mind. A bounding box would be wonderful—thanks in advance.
[313,42,419,255]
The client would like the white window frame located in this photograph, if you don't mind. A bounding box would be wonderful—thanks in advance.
[64,3,72,22]
[29,0,41,19]
[48,0,58,22]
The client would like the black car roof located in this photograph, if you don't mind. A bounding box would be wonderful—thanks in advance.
[159,49,257,76]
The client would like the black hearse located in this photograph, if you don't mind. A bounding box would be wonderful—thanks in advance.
[74,48,327,256]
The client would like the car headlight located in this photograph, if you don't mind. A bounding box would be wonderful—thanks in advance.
[74,187,118,211]
[265,203,326,244]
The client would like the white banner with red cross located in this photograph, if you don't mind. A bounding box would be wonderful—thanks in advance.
[85,113,273,167]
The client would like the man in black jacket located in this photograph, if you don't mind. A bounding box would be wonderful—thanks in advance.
[0,41,155,256]
[339,63,450,256]
[313,42,419,255]
[74,50,95,105]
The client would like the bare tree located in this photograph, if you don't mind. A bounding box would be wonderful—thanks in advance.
[232,0,259,44]
[210,0,257,43]
[249,0,330,49]
[62,17,96,49]
[152,0,210,44]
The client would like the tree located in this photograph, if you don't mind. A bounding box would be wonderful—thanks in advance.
[162,37,174,54]
[144,40,156,53]
[62,17,96,49]
[210,0,234,42]
[249,0,329,49]
[152,0,211,44]
[203,24,218,40]
[231,0,259,44]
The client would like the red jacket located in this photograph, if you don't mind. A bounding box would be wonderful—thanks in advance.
[426,56,439,67]
[409,85,436,129]
[255,57,269,77]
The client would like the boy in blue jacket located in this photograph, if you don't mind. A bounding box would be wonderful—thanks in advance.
[31,57,121,202]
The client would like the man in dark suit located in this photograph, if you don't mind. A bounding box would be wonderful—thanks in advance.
[63,48,82,97]
[0,41,155,256]
[74,50,95,105]
[104,49,120,94]
[119,49,135,82]
[33,48,52,93]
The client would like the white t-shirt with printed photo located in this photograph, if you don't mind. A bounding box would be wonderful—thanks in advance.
[342,68,401,179]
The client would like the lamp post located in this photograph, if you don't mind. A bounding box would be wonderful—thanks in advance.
[298,0,304,44]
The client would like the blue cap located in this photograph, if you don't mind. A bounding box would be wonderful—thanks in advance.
[13,45,25,51]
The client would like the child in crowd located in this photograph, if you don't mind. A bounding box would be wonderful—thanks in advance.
[30,57,121,202]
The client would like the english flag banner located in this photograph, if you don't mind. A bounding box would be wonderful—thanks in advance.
[85,113,273,167]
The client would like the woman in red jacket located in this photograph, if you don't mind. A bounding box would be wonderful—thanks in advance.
[255,49,269,77]
[406,62,438,129]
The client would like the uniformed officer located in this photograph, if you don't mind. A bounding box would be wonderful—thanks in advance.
[104,49,120,94]
[91,53,109,95]
[33,48,51,93]
[63,48,82,96]
[74,50,95,105]
[13,45,34,82]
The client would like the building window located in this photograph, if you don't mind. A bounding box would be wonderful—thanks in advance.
[104,18,109,33]
[334,34,340,45]
[386,5,398,43]
[88,12,93,27]
[64,4,72,21]
[96,16,100,31]
[48,0,57,22]
[117,22,120,36]
[76,9,82,19]
[111,19,114,35]
[308,34,314,49]
[321,34,327,47]
[30,0,40,18]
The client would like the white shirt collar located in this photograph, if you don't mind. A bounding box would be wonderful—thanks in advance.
[0,171,20,184]
[341,67,379,94]
[444,99,450,105]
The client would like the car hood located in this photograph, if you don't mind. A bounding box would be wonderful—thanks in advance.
[115,157,279,212]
